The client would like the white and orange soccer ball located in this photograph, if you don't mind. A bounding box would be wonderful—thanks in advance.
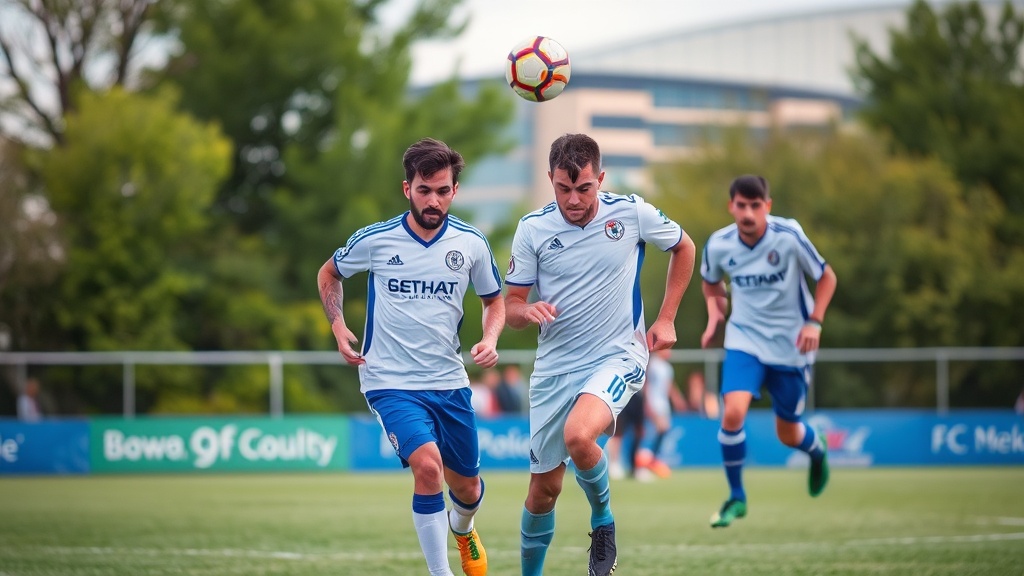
[504,36,571,102]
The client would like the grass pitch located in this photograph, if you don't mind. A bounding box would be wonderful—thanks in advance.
[2,467,1023,575]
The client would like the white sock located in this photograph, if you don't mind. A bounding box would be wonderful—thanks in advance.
[413,508,454,575]
[448,482,483,534]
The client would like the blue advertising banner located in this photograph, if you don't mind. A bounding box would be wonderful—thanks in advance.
[349,410,1024,471]
[349,415,533,471]
[0,420,90,475]
[636,410,1024,469]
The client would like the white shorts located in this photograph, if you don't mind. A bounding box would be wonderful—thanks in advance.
[528,356,646,473]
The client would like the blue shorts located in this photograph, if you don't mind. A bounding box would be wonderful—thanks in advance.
[365,388,480,478]
[720,349,809,422]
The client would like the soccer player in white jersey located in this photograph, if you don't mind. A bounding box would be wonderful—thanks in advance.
[700,175,838,528]
[505,133,696,576]
[317,138,504,576]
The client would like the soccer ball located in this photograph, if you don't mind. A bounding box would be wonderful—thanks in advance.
[505,36,571,102]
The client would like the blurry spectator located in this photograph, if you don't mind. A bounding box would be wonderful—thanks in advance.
[634,348,685,480]
[1015,387,1024,416]
[470,369,499,418]
[17,377,42,422]
[605,392,645,480]
[685,371,720,419]
[495,364,525,414]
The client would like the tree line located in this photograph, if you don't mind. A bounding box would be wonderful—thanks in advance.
[1,0,1021,414]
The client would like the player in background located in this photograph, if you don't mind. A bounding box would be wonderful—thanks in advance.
[700,174,837,529]
[633,347,688,480]
[317,138,504,576]
[505,133,696,576]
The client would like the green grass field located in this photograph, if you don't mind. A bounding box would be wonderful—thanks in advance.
[2,468,1023,575]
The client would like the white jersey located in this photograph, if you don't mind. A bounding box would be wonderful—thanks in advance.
[701,214,826,367]
[506,192,683,377]
[333,213,502,392]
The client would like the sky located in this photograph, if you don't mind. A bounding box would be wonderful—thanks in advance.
[387,0,910,85]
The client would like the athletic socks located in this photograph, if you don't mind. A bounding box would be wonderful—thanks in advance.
[797,422,825,461]
[520,507,555,576]
[412,492,454,576]
[719,427,747,502]
[575,452,614,529]
[448,478,484,534]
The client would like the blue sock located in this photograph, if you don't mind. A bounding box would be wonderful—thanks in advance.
[575,452,614,529]
[521,508,555,576]
[719,427,747,502]
[797,422,825,461]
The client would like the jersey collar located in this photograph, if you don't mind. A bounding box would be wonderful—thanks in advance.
[402,211,449,247]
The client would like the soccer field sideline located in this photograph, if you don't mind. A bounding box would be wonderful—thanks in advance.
[3,468,1023,575]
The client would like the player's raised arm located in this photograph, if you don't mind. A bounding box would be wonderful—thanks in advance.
[471,294,505,368]
[647,232,696,351]
[504,285,557,330]
[317,259,364,366]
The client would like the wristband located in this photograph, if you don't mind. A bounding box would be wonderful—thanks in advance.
[804,320,822,330]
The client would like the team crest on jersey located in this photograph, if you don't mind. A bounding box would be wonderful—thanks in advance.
[507,256,516,275]
[605,219,625,240]
[767,250,780,266]
[445,250,464,271]
[388,432,400,455]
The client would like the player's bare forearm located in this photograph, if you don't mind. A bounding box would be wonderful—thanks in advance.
[700,280,729,349]
[317,260,345,326]
[655,232,696,324]
[809,264,837,322]
[504,285,556,330]
[702,280,728,323]
[318,259,364,365]
[479,295,506,347]
[471,295,505,368]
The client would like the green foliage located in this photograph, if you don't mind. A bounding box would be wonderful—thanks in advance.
[852,0,1024,242]
[38,87,231,352]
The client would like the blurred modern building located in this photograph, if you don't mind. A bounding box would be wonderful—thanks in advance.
[455,0,1023,229]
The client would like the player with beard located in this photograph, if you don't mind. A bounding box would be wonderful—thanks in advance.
[318,138,504,576]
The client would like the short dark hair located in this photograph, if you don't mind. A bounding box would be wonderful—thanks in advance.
[729,175,770,200]
[548,133,601,182]
[403,138,466,184]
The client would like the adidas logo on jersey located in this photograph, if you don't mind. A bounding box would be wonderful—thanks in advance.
[728,258,736,267]
[547,238,564,250]
[530,449,540,464]
[387,254,404,265]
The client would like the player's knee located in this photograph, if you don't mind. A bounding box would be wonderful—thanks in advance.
[776,420,802,446]
[563,429,594,458]
[409,457,445,489]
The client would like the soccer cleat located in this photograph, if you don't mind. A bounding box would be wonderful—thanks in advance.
[647,458,672,479]
[451,527,487,576]
[634,448,654,470]
[587,522,617,576]
[809,446,830,497]
[710,498,747,528]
